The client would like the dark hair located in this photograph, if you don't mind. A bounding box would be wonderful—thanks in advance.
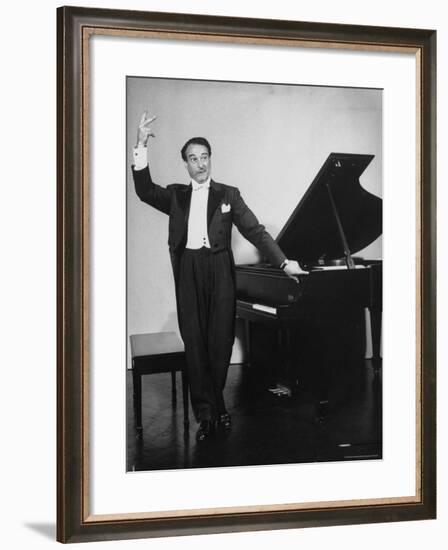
[181,137,212,161]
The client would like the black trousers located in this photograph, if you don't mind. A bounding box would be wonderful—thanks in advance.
[177,247,236,422]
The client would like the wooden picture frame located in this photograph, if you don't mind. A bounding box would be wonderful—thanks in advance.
[57,5,436,543]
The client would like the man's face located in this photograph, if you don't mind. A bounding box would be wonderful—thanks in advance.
[184,143,211,184]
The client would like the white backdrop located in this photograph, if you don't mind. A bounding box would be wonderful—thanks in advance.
[126,77,383,366]
[0,0,446,549]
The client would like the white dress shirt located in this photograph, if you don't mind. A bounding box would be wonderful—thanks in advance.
[132,145,211,249]
[186,178,211,249]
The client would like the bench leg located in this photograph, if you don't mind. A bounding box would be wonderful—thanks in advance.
[171,370,177,407]
[132,367,143,437]
[181,370,189,428]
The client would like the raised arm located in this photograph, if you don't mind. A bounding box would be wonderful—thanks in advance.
[132,111,171,215]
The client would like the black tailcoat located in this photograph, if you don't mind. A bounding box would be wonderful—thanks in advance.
[132,165,286,282]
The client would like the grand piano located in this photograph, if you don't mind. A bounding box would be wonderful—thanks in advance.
[235,153,382,415]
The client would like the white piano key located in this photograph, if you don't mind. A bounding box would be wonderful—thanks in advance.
[252,303,277,315]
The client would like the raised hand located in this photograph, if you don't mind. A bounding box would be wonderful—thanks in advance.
[136,111,157,147]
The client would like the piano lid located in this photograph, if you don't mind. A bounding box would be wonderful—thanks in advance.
[276,153,382,263]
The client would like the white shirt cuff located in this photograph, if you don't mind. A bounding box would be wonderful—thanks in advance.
[133,145,148,170]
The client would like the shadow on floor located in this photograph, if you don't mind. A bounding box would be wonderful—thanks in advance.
[127,360,382,472]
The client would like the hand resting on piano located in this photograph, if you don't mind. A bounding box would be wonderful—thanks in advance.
[282,259,308,283]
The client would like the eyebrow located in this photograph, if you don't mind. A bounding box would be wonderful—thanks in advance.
[188,153,209,159]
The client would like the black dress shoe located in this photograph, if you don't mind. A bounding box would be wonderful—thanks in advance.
[217,412,231,431]
[196,420,215,442]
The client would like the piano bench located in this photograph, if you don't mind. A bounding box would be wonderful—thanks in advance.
[130,332,189,437]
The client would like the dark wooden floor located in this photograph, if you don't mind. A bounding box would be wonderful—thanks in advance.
[126,360,382,472]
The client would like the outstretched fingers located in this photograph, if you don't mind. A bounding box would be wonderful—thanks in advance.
[139,113,157,128]
[142,115,157,126]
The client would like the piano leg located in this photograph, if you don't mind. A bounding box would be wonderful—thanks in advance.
[244,319,252,368]
[370,308,382,373]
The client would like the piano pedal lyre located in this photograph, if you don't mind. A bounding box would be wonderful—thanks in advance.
[268,383,292,398]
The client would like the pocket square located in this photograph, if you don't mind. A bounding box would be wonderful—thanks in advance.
[221,203,231,213]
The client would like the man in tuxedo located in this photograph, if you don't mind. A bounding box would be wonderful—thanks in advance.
[132,112,304,442]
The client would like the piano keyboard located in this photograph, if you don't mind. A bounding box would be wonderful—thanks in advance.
[312,264,366,271]
[252,303,277,315]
